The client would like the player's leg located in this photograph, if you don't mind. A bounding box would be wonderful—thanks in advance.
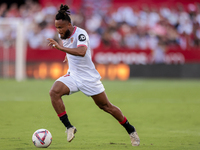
[49,81,70,114]
[49,77,78,142]
[91,91,124,121]
[50,81,73,129]
[91,91,140,146]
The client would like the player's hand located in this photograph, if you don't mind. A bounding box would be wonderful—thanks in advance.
[47,38,60,49]
[63,55,68,63]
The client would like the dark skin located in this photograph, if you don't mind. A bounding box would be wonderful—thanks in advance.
[47,19,125,122]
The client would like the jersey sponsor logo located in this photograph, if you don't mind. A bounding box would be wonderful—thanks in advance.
[78,34,86,41]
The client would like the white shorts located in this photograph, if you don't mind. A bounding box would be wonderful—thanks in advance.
[56,75,105,96]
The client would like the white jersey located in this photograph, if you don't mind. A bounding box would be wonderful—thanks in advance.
[61,26,101,83]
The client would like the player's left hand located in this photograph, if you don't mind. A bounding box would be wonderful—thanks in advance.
[63,55,68,63]
[47,38,60,49]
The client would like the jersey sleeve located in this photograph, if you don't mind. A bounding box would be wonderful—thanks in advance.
[76,30,88,48]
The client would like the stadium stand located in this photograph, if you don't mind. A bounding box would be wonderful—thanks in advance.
[0,0,200,61]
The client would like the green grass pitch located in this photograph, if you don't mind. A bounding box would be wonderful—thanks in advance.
[0,78,200,150]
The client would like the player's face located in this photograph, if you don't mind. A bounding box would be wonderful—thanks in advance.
[55,20,71,39]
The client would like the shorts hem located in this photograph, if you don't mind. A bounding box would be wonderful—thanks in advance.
[84,89,105,97]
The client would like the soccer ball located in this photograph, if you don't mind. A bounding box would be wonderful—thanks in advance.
[32,129,52,148]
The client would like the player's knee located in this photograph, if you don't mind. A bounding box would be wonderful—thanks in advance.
[49,89,55,98]
[49,88,60,99]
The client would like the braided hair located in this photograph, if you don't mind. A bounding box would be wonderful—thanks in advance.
[56,4,71,23]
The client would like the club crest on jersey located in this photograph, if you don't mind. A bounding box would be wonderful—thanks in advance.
[71,37,74,43]
[78,34,86,41]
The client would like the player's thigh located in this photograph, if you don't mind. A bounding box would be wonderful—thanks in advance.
[50,81,70,96]
[91,91,112,107]
[51,75,79,96]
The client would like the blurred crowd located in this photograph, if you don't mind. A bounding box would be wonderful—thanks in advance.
[0,0,200,51]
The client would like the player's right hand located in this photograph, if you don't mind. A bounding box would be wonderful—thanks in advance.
[47,38,60,49]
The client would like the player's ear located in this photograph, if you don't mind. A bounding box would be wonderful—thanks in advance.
[67,21,72,27]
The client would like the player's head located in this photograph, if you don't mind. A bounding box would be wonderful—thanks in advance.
[55,4,72,39]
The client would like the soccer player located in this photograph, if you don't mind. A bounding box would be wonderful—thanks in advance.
[47,4,140,146]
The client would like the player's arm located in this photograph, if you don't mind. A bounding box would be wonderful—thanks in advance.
[47,38,87,57]
[59,46,87,57]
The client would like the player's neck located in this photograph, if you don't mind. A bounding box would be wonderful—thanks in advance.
[69,26,75,36]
